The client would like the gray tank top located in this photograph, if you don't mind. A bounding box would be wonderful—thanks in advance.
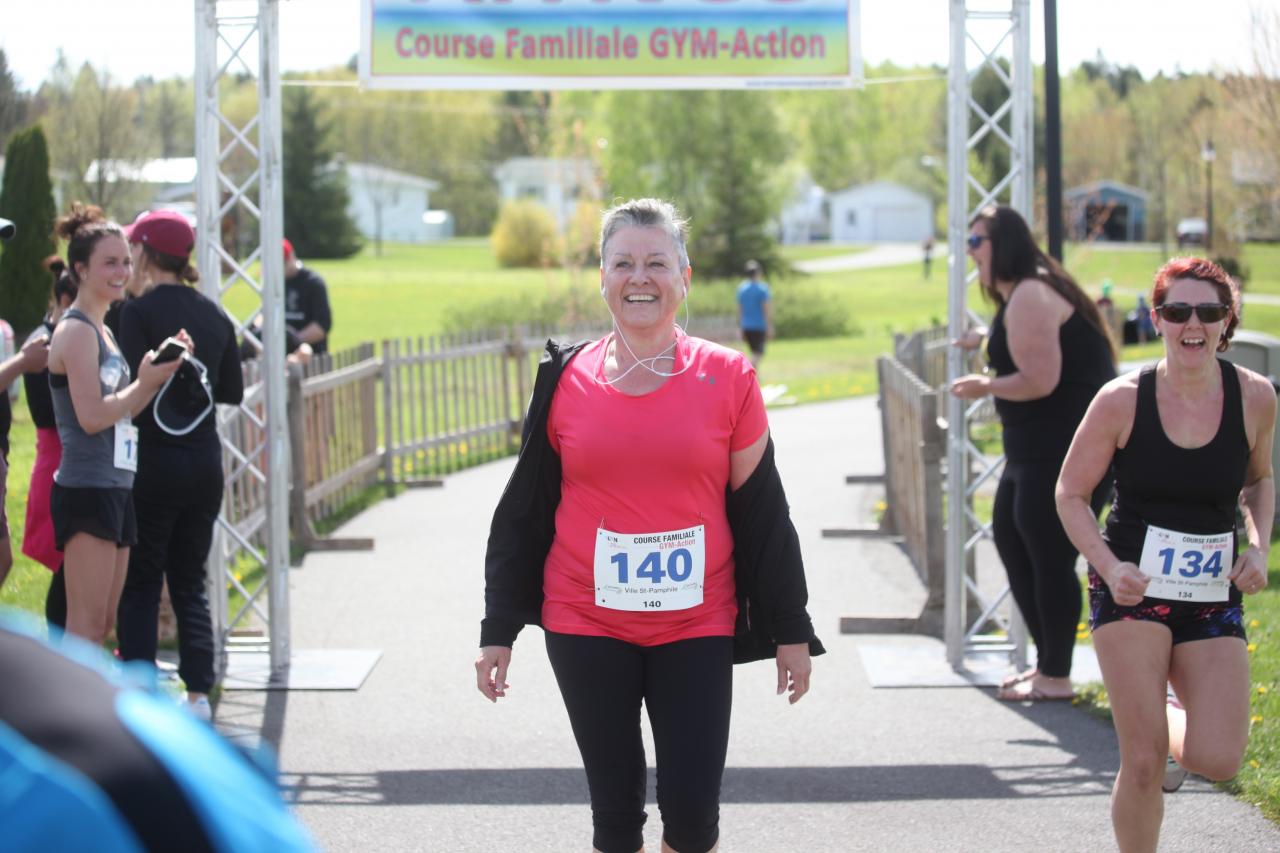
[51,309,134,489]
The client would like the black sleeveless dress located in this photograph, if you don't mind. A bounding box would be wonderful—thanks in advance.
[987,303,1115,462]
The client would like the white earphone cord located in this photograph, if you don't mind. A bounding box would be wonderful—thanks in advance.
[153,352,215,436]
[595,299,694,387]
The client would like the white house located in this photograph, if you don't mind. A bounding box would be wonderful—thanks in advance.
[344,162,441,244]
[493,157,598,231]
[82,156,445,244]
[826,181,933,244]
[777,174,829,244]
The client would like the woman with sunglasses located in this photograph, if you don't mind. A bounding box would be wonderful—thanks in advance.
[951,204,1116,701]
[1056,257,1272,852]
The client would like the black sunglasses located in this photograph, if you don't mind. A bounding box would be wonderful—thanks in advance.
[966,234,989,250]
[1155,302,1231,323]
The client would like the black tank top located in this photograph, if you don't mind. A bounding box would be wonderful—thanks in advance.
[987,302,1115,462]
[1103,360,1248,605]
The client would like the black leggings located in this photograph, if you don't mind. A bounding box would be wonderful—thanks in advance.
[46,565,67,630]
[992,459,1108,678]
[545,631,734,853]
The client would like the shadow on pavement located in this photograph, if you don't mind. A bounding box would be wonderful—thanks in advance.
[278,762,1136,807]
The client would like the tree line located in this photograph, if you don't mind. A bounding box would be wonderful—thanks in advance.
[1,21,1278,279]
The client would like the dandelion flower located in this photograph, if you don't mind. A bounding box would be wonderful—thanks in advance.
[1259,685,1270,695]
[1250,759,1261,769]
[1248,643,1258,653]
[1251,715,1263,724]
[1249,618,1260,629]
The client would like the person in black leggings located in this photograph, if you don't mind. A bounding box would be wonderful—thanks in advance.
[116,210,243,721]
[1057,257,1272,851]
[951,204,1115,701]
[477,199,823,853]
[23,257,78,629]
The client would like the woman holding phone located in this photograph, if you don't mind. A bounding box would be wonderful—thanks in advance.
[117,210,243,720]
[47,204,183,646]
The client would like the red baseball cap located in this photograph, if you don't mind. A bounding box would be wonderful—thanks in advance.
[126,210,195,258]
[282,238,295,258]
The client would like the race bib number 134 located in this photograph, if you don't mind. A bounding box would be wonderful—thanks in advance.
[1137,524,1232,603]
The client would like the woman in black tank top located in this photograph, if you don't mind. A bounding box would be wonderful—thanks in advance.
[1057,258,1274,852]
[951,205,1116,702]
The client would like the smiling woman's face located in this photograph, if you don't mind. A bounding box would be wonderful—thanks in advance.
[1156,277,1229,366]
[600,224,690,335]
[77,234,132,301]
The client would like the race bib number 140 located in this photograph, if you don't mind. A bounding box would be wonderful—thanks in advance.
[1137,524,1232,603]
[593,524,705,612]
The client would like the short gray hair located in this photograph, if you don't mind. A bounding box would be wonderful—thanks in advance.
[599,198,690,271]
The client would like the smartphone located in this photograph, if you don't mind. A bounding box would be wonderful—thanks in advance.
[153,336,189,364]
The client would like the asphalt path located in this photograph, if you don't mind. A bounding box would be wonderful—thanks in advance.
[217,396,1280,852]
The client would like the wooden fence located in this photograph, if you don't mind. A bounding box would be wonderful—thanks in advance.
[876,354,946,613]
[220,316,740,556]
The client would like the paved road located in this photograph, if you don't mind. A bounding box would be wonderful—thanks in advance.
[793,243,922,273]
[218,396,1280,852]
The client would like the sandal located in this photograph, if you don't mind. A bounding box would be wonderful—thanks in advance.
[999,667,1039,690]
[996,679,1076,702]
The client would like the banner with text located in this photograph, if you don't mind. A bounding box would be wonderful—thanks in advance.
[359,0,861,90]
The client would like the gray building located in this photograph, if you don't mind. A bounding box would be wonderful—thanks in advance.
[1064,180,1148,242]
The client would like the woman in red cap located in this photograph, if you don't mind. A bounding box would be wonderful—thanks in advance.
[116,209,244,721]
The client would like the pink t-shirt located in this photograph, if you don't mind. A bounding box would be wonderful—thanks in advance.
[542,332,769,646]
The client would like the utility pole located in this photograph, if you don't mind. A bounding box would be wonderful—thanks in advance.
[1044,0,1064,261]
[1203,137,1216,252]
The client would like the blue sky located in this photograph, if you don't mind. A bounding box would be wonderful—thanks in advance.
[2,0,1269,90]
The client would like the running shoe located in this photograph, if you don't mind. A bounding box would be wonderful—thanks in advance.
[188,696,213,723]
[1162,754,1188,793]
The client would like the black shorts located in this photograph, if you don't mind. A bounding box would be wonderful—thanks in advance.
[50,484,137,550]
[1087,568,1247,645]
[742,329,766,356]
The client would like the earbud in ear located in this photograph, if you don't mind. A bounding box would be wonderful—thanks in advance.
[683,286,689,298]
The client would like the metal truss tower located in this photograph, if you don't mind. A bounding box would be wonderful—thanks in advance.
[945,0,1035,668]
[195,0,291,682]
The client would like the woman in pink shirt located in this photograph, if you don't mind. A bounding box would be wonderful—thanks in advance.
[477,199,823,853]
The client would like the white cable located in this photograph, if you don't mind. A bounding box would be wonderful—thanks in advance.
[595,298,694,387]
[153,353,214,437]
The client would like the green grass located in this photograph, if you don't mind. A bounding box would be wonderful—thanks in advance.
[1229,557,1279,824]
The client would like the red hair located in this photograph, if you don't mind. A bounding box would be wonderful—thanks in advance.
[1152,257,1240,352]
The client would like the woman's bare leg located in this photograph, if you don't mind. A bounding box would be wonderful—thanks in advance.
[1093,620,1173,853]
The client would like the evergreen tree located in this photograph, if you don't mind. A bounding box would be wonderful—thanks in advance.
[0,125,58,335]
[697,92,789,279]
[603,90,787,279]
[282,87,362,259]
[0,50,28,152]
